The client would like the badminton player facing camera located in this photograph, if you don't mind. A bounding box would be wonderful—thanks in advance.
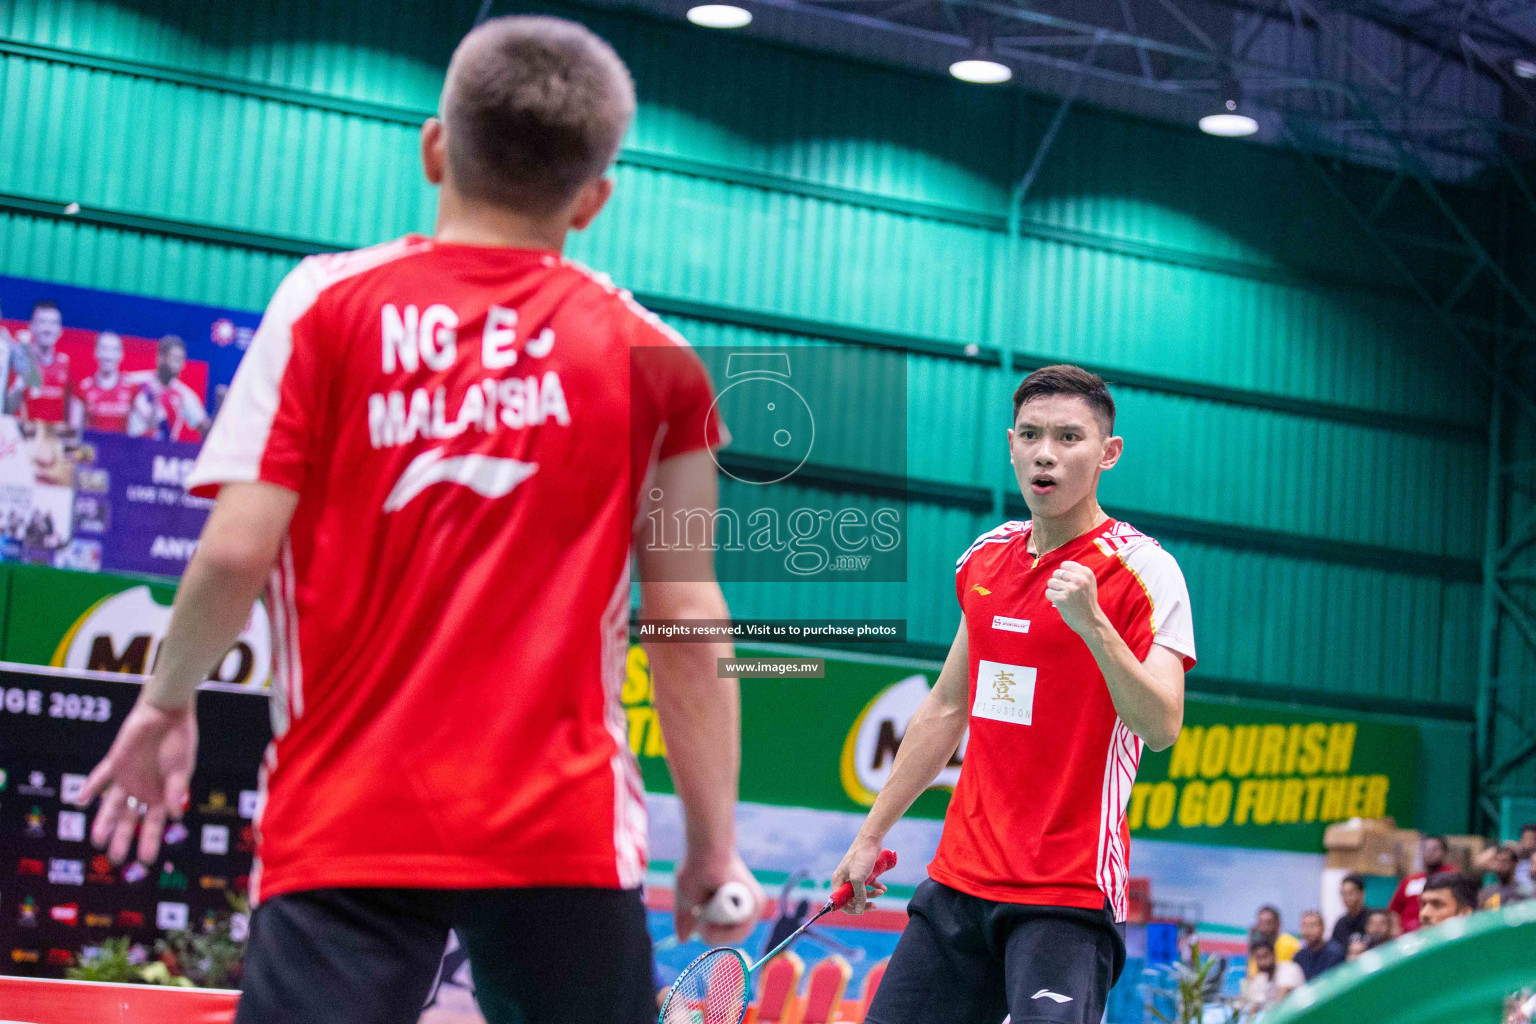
[833,366,1197,1024]
[77,16,762,1024]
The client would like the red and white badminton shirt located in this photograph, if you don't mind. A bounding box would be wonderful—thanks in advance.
[128,377,208,441]
[187,235,726,902]
[929,518,1196,921]
[76,373,137,433]
[23,348,71,423]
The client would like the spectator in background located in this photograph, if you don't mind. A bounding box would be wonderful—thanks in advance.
[1419,872,1478,928]
[72,331,137,433]
[19,300,71,424]
[1292,910,1344,981]
[1239,940,1304,1015]
[1477,825,1536,892]
[1364,908,1394,948]
[1479,845,1526,911]
[1331,873,1371,947]
[1246,905,1298,977]
[1521,826,1536,891]
[127,334,209,442]
[1345,934,1368,963]
[1389,834,1449,933]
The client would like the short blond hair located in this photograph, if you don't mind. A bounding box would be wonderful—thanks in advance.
[442,16,635,215]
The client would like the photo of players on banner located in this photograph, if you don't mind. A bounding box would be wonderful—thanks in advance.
[2,300,214,440]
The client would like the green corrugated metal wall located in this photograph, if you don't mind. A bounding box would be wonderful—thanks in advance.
[0,0,1493,767]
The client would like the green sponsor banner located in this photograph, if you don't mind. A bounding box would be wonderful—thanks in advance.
[0,562,10,656]
[4,564,176,667]
[1131,700,1418,852]
[622,645,1420,853]
[2,564,271,686]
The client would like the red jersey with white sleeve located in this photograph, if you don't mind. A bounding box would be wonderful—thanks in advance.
[1388,872,1430,932]
[186,236,726,902]
[129,377,208,441]
[76,373,138,433]
[930,518,1196,921]
[24,348,71,423]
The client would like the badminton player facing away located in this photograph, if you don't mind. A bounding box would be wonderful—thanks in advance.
[833,366,1197,1024]
[76,16,762,1024]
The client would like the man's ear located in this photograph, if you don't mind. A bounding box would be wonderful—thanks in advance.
[568,177,615,231]
[421,118,446,186]
[1100,435,1124,471]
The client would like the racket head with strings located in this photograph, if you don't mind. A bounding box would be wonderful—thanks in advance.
[658,946,751,1024]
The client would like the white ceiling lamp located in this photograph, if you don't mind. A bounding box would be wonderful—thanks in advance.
[1199,78,1258,137]
[687,4,752,28]
[950,58,1012,84]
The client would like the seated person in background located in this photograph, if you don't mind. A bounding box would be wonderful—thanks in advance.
[1522,826,1536,891]
[1292,910,1345,980]
[1246,905,1299,977]
[1480,845,1526,910]
[1363,908,1394,948]
[1418,872,1478,928]
[1331,873,1370,948]
[1473,826,1536,891]
[1390,835,1449,933]
[1239,940,1304,1015]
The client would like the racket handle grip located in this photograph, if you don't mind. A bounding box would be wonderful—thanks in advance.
[830,849,898,909]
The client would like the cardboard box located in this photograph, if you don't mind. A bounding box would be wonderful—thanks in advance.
[1324,818,1401,875]
[1393,829,1424,875]
[1442,834,1489,874]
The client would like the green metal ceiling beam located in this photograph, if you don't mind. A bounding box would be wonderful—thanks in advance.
[0,33,1506,310]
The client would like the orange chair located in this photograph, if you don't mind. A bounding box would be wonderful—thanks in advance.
[844,957,889,1022]
[790,954,852,1024]
[754,951,805,1024]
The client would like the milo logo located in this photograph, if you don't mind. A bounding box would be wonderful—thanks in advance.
[50,586,272,686]
[840,674,966,806]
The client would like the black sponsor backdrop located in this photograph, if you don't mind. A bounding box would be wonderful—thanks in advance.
[0,667,270,977]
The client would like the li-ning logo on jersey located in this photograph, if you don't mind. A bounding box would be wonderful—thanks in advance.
[383,450,539,512]
[970,584,991,596]
[1032,989,1073,1004]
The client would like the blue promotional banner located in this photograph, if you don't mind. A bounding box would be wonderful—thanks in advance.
[0,273,260,403]
[70,431,211,578]
[0,275,265,578]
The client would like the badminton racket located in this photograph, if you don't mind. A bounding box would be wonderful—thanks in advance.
[657,849,897,1024]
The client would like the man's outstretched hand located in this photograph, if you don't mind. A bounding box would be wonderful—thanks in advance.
[75,698,198,865]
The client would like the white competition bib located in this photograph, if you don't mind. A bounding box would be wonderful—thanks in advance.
[972,660,1036,725]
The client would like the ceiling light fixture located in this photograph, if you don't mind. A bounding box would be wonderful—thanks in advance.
[950,58,1012,85]
[687,4,752,29]
[1200,92,1258,137]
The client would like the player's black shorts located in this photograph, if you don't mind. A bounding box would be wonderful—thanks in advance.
[234,886,655,1024]
[865,878,1126,1024]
